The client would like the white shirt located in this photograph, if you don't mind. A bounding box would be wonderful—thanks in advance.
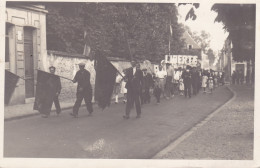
[133,67,136,75]
[174,71,180,80]
[115,75,122,83]
[156,70,167,79]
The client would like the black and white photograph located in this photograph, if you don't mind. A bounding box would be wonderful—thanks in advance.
[1,0,259,167]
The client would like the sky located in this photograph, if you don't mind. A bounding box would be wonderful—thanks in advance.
[177,3,229,53]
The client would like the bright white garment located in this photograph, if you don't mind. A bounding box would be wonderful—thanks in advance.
[202,76,208,88]
[156,70,167,79]
[115,75,122,83]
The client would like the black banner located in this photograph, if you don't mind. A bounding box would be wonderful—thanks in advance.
[33,70,61,112]
[94,53,117,109]
[5,70,20,105]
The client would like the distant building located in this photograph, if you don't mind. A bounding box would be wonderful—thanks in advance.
[219,39,249,83]
[164,31,202,68]
[5,2,48,105]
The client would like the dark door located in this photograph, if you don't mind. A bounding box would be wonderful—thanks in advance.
[24,28,34,98]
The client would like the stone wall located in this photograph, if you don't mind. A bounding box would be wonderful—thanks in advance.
[46,51,156,101]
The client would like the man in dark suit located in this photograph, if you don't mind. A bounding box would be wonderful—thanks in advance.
[123,60,143,119]
[182,66,192,98]
[49,66,61,116]
[41,66,62,118]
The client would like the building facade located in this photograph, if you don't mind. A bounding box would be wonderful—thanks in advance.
[5,3,48,105]
[219,39,249,83]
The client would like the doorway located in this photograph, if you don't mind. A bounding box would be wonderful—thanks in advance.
[24,27,34,98]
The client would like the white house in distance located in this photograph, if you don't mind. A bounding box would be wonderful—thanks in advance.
[5,2,48,105]
[163,31,205,69]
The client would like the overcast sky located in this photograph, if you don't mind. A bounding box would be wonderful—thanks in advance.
[177,3,229,53]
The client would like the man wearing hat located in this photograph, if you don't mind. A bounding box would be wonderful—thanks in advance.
[123,60,143,119]
[70,62,93,118]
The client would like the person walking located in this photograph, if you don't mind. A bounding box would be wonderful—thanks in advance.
[156,65,167,98]
[121,69,127,103]
[208,76,214,93]
[114,72,123,104]
[41,66,62,118]
[165,63,174,99]
[182,66,192,98]
[191,67,199,95]
[201,71,208,93]
[153,77,162,104]
[123,61,143,119]
[179,78,184,96]
[70,62,93,118]
[49,66,62,116]
[142,68,153,104]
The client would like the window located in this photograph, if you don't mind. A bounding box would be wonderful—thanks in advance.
[188,44,193,50]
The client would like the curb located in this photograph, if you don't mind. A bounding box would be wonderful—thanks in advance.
[4,106,74,122]
[152,86,236,159]
[4,96,125,122]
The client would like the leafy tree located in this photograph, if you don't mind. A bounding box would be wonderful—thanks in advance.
[211,4,255,62]
[45,3,185,62]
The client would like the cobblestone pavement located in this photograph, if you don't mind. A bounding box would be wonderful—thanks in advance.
[155,84,254,160]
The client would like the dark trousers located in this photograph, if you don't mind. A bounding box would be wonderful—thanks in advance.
[184,82,191,98]
[125,91,141,117]
[73,91,93,115]
[142,88,151,104]
[154,87,161,103]
[165,76,172,97]
[53,96,61,113]
[192,82,198,95]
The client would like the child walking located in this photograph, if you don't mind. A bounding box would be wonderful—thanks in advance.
[153,78,162,104]
[179,78,184,96]
[208,76,214,93]
[201,73,208,93]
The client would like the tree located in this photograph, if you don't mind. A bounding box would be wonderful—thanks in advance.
[45,3,185,62]
[191,30,211,53]
[211,4,255,62]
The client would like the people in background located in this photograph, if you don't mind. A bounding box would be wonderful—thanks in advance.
[114,72,123,104]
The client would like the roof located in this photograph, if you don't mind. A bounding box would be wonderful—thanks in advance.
[182,31,201,49]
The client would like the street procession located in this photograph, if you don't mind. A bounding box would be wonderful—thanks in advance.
[3,1,255,162]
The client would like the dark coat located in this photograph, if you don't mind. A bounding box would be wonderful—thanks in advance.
[182,70,192,85]
[125,67,143,94]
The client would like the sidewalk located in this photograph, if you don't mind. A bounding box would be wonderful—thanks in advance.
[4,93,125,121]
[154,84,254,160]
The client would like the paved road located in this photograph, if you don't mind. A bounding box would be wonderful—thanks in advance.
[4,86,232,159]
[155,84,254,160]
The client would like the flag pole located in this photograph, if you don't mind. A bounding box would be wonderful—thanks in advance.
[37,69,73,82]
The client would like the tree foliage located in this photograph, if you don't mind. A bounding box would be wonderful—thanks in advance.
[45,3,185,62]
[211,4,255,62]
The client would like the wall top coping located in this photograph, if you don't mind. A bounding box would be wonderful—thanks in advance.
[47,50,160,64]
[47,50,129,62]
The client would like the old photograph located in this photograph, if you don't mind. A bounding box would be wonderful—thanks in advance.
[1,0,257,167]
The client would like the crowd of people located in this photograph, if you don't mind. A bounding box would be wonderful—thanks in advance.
[39,60,225,119]
[114,61,226,119]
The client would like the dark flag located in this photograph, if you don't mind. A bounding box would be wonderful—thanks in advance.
[33,70,61,112]
[5,70,20,105]
[94,52,117,109]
